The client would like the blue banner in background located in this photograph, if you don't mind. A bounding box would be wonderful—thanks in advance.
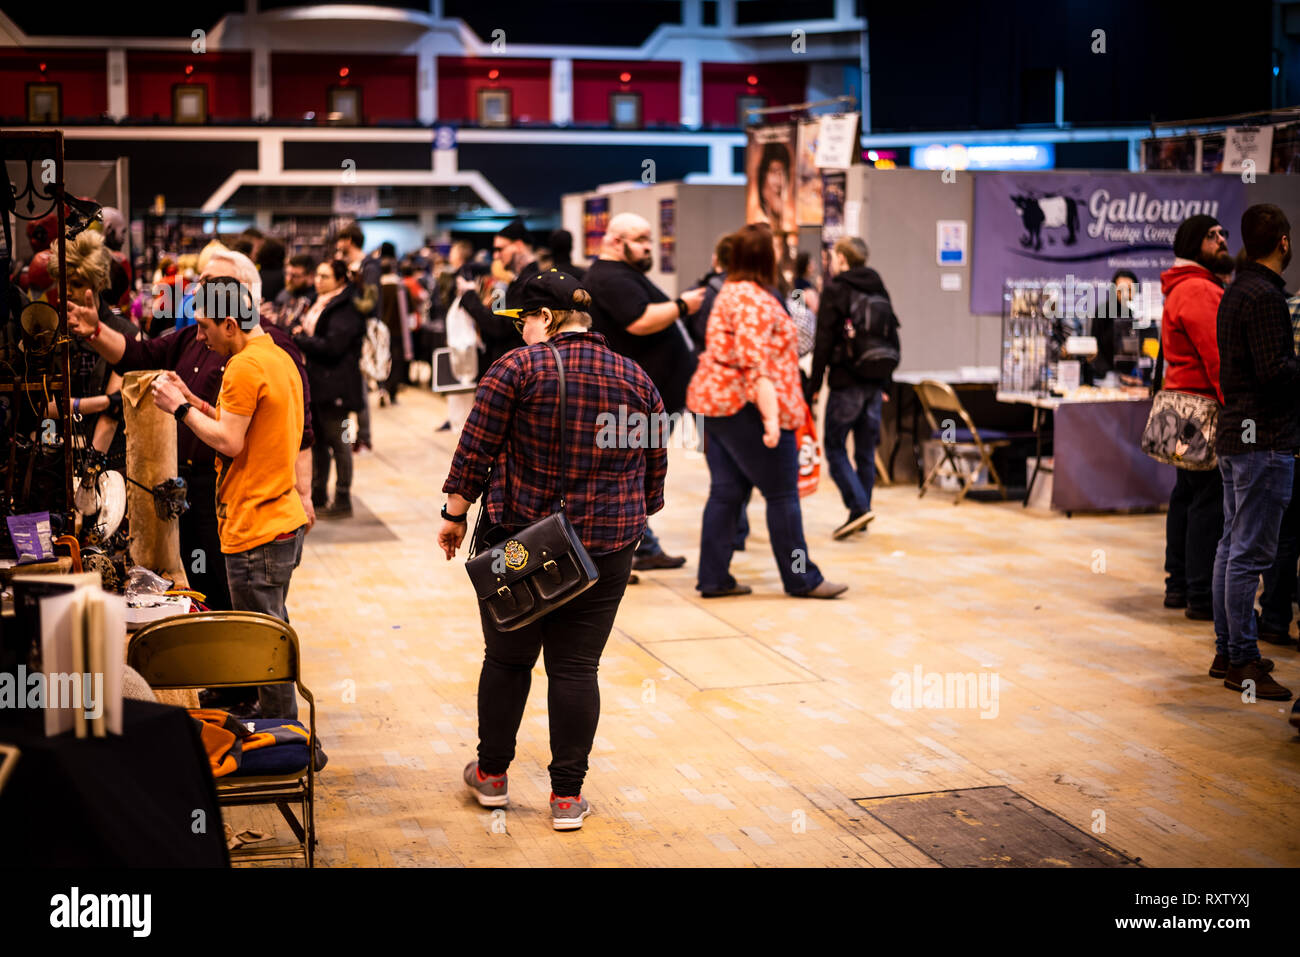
[970,172,1248,314]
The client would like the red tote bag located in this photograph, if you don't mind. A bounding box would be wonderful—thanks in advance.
[795,401,821,498]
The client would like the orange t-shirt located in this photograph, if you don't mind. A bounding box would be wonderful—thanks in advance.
[214,332,307,553]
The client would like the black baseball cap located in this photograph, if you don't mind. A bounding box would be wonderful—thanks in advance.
[493,268,587,319]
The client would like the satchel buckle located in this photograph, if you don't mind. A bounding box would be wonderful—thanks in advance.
[496,585,512,600]
[543,560,558,574]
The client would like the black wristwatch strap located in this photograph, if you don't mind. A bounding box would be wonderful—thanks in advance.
[441,503,467,523]
[173,402,192,423]
[675,297,688,318]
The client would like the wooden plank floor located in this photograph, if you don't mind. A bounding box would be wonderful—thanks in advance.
[225,387,1300,867]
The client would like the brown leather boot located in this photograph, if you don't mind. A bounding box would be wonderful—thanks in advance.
[1209,655,1273,679]
[1223,660,1293,700]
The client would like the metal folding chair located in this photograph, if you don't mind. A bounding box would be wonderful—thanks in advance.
[128,611,318,867]
[914,379,1015,504]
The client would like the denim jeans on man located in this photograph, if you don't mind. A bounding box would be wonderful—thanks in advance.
[1213,452,1295,664]
[698,404,824,595]
[225,524,306,718]
[823,383,883,514]
[476,542,635,798]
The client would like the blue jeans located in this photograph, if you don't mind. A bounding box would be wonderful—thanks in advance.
[225,525,306,718]
[1213,452,1294,665]
[823,383,882,514]
[698,405,823,595]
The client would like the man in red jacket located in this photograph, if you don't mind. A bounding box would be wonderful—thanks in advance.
[1160,214,1233,620]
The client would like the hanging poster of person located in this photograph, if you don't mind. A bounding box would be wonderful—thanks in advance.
[795,119,824,227]
[1270,123,1300,174]
[1200,133,1225,173]
[583,195,609,258]
[820,170,847,283]
[1143,136,1198,172]
[659,197,676,274]
[1223,125,1273,175]
[745,123,797,232]
[970,171,1248,315]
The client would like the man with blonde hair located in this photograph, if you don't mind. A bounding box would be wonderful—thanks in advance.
[584,212,706,570]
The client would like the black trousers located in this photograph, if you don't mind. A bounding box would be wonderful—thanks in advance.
[178,471,231,610]
[475,541,635,797]
[1165,465,1224,610]
[310,404,353,507]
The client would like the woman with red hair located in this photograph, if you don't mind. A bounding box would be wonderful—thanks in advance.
[686,224,846,599]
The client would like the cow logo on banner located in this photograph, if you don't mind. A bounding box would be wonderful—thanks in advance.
[970,172,1248,315]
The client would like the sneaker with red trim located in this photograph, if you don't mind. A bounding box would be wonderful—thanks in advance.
[463,761,508,807]
[550,793,591,830]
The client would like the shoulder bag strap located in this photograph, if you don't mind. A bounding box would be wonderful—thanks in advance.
[1151,334,1164,398]
[543,339,569,511]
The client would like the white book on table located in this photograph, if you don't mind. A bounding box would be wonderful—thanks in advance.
[38,586,126,738]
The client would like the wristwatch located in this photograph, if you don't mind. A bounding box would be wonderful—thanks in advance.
[674,297,688,318]
[441,503,467,523]
[173,402,192,423]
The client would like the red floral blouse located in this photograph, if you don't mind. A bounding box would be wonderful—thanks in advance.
[686,280,807,430]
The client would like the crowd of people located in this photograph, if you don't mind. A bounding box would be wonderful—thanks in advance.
[51,203,1300,830]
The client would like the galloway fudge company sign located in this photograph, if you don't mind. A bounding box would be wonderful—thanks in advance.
[970,172,1247,314]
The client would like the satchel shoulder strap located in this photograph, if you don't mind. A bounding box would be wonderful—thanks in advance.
[544,339,569,510]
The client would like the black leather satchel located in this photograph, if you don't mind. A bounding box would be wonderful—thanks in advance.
[464,340,600,631]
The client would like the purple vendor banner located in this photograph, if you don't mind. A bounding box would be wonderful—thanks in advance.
[971,172,1248,315]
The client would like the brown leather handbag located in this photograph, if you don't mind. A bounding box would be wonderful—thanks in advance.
[464,341,599,631]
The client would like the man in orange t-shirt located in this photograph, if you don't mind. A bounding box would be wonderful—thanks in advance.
[152,249,309,719]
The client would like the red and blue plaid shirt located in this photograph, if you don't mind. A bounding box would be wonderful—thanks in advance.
[442,330,668,554]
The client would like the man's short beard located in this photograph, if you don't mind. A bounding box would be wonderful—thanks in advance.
[626,252,653,273]
[1199,250,1235,275]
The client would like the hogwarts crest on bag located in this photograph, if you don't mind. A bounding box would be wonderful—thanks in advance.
[1141,389,1219,471]
[464,340,599,631]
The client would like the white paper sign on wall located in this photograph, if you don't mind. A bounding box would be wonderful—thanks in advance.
[814,113,859,170]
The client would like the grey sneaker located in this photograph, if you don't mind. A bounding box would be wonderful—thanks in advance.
[550,793,591,830]
[463,761,508,807]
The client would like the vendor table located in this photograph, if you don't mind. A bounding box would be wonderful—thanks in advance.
[0,698,229,866]
[996,391,1176,513]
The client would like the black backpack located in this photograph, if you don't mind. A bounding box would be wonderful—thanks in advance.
[834,288,901,381]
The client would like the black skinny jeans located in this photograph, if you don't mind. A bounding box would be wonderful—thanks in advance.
[178,470,232,610]
[475,541,635,797]
[310,403,353,506]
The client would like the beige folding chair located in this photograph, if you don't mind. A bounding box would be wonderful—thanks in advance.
[914,379,1015,504]
[128,611,318,867]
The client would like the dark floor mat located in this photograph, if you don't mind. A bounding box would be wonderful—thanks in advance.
[305,496,398,545]
[855,786,1140,867]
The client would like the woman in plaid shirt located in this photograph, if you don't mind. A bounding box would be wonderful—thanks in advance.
[438,269,667,830]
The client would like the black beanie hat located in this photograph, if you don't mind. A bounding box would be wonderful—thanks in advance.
[1173,214,1220,260]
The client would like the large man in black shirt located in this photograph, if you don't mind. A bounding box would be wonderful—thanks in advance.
[1211,204,1297,702]
[584,212,705,569]
[456,218,535,370]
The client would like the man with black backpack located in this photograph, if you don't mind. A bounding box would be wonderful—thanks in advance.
[806,237,901,540]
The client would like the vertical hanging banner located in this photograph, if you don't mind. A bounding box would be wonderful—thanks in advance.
[795,119,824,226]
[813,113,859,170]
[820,170,846,248]
[745,123,797,232]
[1271,123,1300,174]
[659,197,676,274]
[583,195,609,259]
[1223,126,1274,174]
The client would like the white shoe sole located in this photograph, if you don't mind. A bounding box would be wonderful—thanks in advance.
[552,808,591,830]
[474,792,509,807]
[832,511,875,540]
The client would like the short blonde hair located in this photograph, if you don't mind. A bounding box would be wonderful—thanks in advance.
[543,287,594,334]
[48,230,112,292]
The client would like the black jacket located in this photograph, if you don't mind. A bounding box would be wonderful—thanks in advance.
[1215,261,1300,456]
[808,266,892,400]
[458,260,536,371]
[294,285,366,412]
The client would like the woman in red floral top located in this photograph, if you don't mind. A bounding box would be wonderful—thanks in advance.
[686,224,847,599]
